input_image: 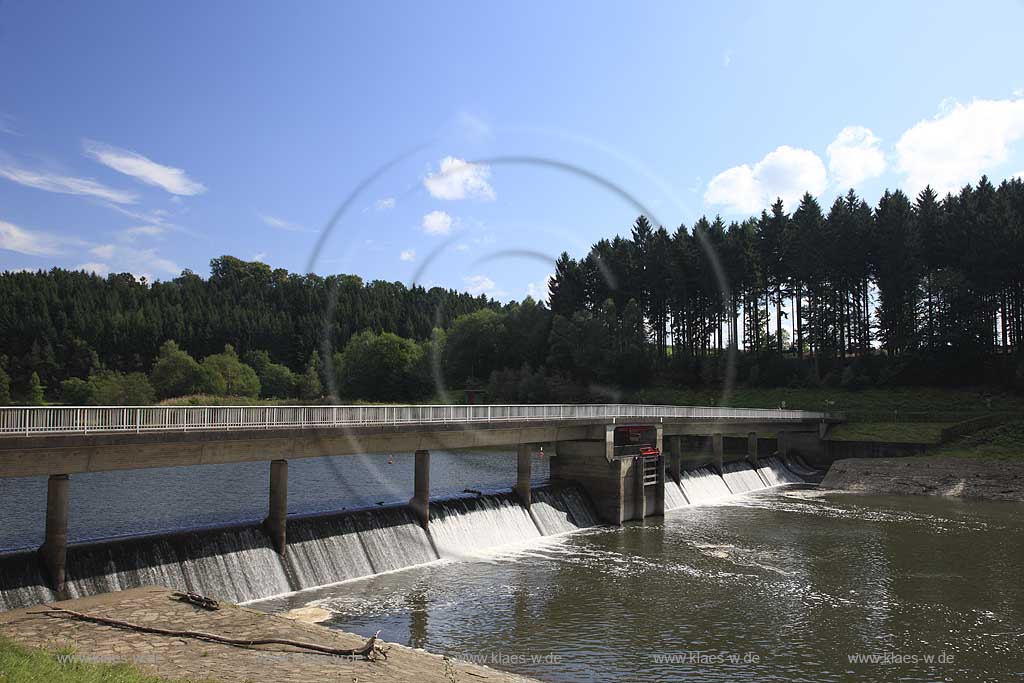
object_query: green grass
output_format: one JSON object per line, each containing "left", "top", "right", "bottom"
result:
{"left": 931, "top": 420, "right": 1024, "bottom": 463}
{"left": 632, "top": 386, "right": 1023, "bottom": 418}
{"left": 0, "top": 636, "right": 215, "bottom": 682}
{"left": 826, "top": 422, "right": 949, "bottom": 444}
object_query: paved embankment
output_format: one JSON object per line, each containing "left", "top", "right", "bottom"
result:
{"left": 0, "top": 586, "right": 540, "bottom": 683}
{"left": 822, "top": 456, "right": 1024, "bottom": 502}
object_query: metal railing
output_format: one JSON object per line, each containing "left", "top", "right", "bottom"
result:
{"left": 0, "top": 404, "right": 827, "bottom": 437}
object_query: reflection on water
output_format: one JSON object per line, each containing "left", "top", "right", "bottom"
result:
{"left": 0, "top": 448, "right": 542, "bottom": 550}
{"left": 258, "top": 489, "right": 1024, "bottom": 683}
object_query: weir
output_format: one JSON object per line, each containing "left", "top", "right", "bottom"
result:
{"left": 0, "top": 403, "right": 831, "bottom": 598}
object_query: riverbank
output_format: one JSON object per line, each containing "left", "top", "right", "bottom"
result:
{"left": 0, "top": 586, "right": 540, "bottom": 683}
{"left": 821, "top": 456, "right": 1024, "bottom": 502}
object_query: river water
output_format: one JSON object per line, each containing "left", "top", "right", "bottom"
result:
{"left": 2, "top": 454, "right": 1023, "bottom": 681}
{"left": 257, "top": 487, "right": 1024, "bottom": 683}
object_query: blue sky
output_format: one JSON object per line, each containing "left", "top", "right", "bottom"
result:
{"left": 2, "top": 0, "right": 1023, "bottom": 300}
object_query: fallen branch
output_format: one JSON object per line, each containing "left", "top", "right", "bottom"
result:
{"left": 40, "top": 605, "right": 388, "bottom": 661}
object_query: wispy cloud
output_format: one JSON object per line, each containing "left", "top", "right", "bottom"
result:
{"left": 83, "top": 140, "right": 206, "bottom": 196}
{"left": 0, "top": 219, "right": 67, "bottom": 256}
{"left": 88, "top": 243, "right": 180, "bottom": 279}
{"left": 250, "top": 251, "right": 267, "bottom": 262}
{"left": 0, "top": 163, "right": 137, "bottom": 204}
{"left": 424, "top": 156, "right": 495, "bottom": 201}
{"left": 0, "top": 113, "right": 16, "bottom": 136}
{"left": 117, "top": 225, "right": 165, "bottom": 242}
{"left": 421, "top": 210, "right": 453, "bottom": 235}
{"left": 258, "top": 212, "right": 311, "bottom": 233}
{"left": 374, "top": 197, "right": 396, "bottom": 211}
{"left": 399, "top": 248, "right": 416, "bottom": 262}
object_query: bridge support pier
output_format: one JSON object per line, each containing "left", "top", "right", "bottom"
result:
{"left": 263, "top": 459, "right": 288, "bottom": 555}
{"left": 747, "top": 432, "right": 759, "bottom": 467}
{"left": 712, "top": 433, "right": 724, "bottom": 473}
{"left": 515, "top": 444, "right": 532, "bottom": 508}
{"left": 667, "top": 436, "right": 682, "bottom": 485}
{"left": 39, "top": 474, "right": 69, "bottom": 597}
{"left": 409, "top": 449, "right": 430, "bottom": 528}
{"left": 653, "top": 454, "right": 666, "bottom": 517}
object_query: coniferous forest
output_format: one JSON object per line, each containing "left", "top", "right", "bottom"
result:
{"left": 1, "top": 176, "right": 1023, "bottom": 405}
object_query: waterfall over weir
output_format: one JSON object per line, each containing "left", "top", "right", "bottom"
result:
{"left": 667, "top": 457, "right": 802, "bottom": 510}
{"left": 0, "top": 484, "right": 598, "bottom": 612}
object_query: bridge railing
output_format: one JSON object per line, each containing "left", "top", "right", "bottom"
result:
{"left": 0, "top": 404, "right": 827, "bottom": 436}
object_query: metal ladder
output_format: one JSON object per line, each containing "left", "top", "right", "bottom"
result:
{"left": 642, "top": 457, "right": 659, "bottom": 486}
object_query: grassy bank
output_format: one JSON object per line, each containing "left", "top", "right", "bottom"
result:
{"left": 632, "top": 386, "right": 1023, "bottom": 417}
{"left": 826, "top": 422, "right": 948, "bottom": 444}
{"left": 931, "top": 421, "right": 1024, "bottom": 463}
{"left": 0, "top": 637, "right": 213, "bottom": 682}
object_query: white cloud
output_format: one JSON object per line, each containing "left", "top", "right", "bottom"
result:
{"left": 75, "top": 262, "right": 110, "bottom": 276}
{"left": 117, "top": 225, "right": 164, "bottom": 242}
{"left": 258, "top": 212, "right": 306, "bottom": 232}
{"left": 423, "top": 156, "right": 495, "bottom": 200}
{"left": 0, "top": 164, "right": 137, "bottom": 204}
{"left": 723, "top": 51, "right": 732, "bottom": 68}
{"left": 399, "top": 248, "right": 416, "bottom": 262}
{"left": 250, "top": 252, "right": 267, "bottom": 262}
{"left": 527, "top": 272, "right": 554, "bottom": 301}
{"left": 88, "top": 244, "right": 179, "bottom": 278}
{"left": 374, "top": 197, "right": 396, "bottom": 211}
{"left": 827, "top": 126, "right": 886, "bottom": 189}
{"left": 0, "top": 220, "right": 64, "bottom": 256}
{"left": 1013, "top": 170, "right": 1024, "bottom": 181}
{"left": 421, "top": 210, "right": 453, "bottom": 235}
{"left": 705, "top": 145, "right": 827, "bottom": 214}
{"left": 90, "top": 244, "right": 116, "bottom": 259}
{"left": 464, "top": 274, "right": 496, "bottom": 294}
{"left": 83, "top": 140, "right": 205, "bottom": 196}
{"left": 895, "top": 97, "right": 1024, "bottom": 196}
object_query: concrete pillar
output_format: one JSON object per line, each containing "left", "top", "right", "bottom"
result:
{"left": 712, "top": 433, "right": 724, "bottom": 474}
{"left": 39, "top": 474, "right": 69, "bottom": 597}
{"left": 409, "top": 449, "right": 430, "bottom": 528}
{"left": 633, "top": 457, "right": 646, "bottom": 520}
{"left": 747, "top": 432, "right": 759, "bottom": 467}
{"left": 668, "top": 436, "right": 682, "bottom": 485}
{"left": 653, "top": 455, "right": 666, "bottom": 516}
{"left": 263, "top": 459, "right": 288, "bottom": 555}
{"left": 515, "top": 444, "right": 532, "bottom": 508}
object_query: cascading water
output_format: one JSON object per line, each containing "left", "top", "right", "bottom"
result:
{"left": 757, "top": 457, "right": 805, "bottom": 486}
{"left": 428, "top": 493, "right": 542, "bottom": 558}
{"left": 664, "top": 481, "right": 690, "bottom": 510}
{"left": 0, "top": 484, "right": 599, "bottom": 611}
{"left": 680, "top": 466, "right": 734, "bottom": 503}
{"left": 721, "top": 460, "right": 769, "bottom": 494}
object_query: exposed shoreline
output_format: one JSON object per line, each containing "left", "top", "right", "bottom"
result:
{"left": 0, "top": 586, "right": 541, "bottom": 683}
{"left": 821, "top": 456, "right": 1024, "bottom": 502}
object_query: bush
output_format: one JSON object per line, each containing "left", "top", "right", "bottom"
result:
{"left": 247, "top": 350, "right": 297, "bottom": 399}
{"left": 60, "top": 377, "right": 93, "bottom": 404}
{"left": 151, "top": 341, "right": 204, "bottom": 399}
{"left": 27, "top": 371, "right": 44, "bottom": 405}
{"left": 199, "top": 345, "right": 260, "bottom": 398}
{"left": 336, "top": 330, "right": 429, "bottom": 401}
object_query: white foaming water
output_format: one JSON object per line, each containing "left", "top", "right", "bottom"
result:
{"left": 428, "top": 495, "right": 542, "bottom": 559}
{"left": 664, "top": 481, "right": 690, "bottom": 510}
{"left": 722, "top": 461, "right": 768, "bottom": 494}
{"left": 680, "top": 467, "right": 734, "bottom": 503}
{"left": 0, "top": 486, "right": 601, "bottom": 611}
{"left": 757, "top": 457, "right": 804, "bottom": 486}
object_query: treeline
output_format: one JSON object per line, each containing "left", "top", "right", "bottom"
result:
{"left": 549, "top": 175, "right": 1024, "bottom": 388}
{"left": 1, "top": 175, "right": 1022, "bottom": 405}
{"left": 0, "top": 256, "right": 496, "bottom": 402}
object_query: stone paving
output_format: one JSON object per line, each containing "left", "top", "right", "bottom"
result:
{"left": 0, "top": 586, "right": 540, "bottom": 683}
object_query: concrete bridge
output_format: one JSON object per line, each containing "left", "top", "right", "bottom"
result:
{"left": 0, "top": 403, "right": 833, "bottom": 596}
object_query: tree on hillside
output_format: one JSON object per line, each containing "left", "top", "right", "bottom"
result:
{"left": 28, "top": 371, "right": 44, "bottom": 405}
{"left": 298, "top": 350, "right": 322, "bottom": 400}
{"left": 247, "top": 349, "right": 298, "bottom": 399}
{"left": 335, "top": 330, "right": 428, "bottom": 401}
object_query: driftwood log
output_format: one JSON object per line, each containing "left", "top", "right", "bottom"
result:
{"left": 40, "top": 605, "right": 388, "bottom": 661}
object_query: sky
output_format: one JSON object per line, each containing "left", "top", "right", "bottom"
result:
{"left": 1, "top": 0, "right": 1023, "bottom": 300}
